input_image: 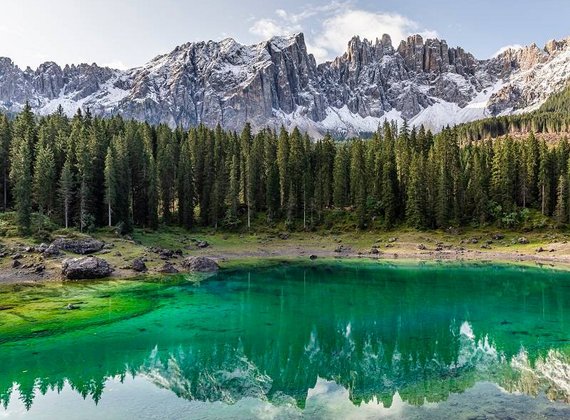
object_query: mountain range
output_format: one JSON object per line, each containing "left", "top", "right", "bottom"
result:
{"left": 1, "top": 32, "right": 569, "bottom": 137}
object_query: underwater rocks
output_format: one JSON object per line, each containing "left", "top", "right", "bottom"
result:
{"left": 181, "top": 256, "right": 219, "bottom": 272}
{"left": 61, "top": 256, "right": 113, "bottom": 280}
{"left": 51, "top": 237, "right": 105, "bottom": 255}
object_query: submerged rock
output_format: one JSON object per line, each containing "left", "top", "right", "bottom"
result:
{"left": 62, "top": 256, "right": 112, "bottom": 280}
{"left": 181, "top": 256, "right": 219, "bottom": 272}
{"left": 51, "top": 237, "right": 105, "bottom": 255}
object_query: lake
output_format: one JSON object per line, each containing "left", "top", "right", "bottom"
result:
{"left": 0, "top": 260, "right": 569, "bottom": 419}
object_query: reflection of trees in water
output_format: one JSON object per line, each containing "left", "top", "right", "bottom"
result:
{"left": 3, "top": 322, "right": 568, "bottom": 411}
{"left": 1, "top": 263, "right": 569, "bottom": 410}
{"left": 139, "top": 321, "right": 570, "bottom": 408}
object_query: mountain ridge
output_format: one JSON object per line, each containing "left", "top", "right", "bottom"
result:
{"left": 0, "top": 32, "right": 569, "bottom": 137}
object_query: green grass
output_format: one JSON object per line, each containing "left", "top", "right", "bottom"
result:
{"left": 1, "top": 210, "right": 570, "bottom": 278}
{"left": 0, "top": 278, "right": 185, "bottom": 344}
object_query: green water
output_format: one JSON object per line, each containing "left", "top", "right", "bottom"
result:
{"left": 1, "top": 260, "right": 569, "bottom": 419}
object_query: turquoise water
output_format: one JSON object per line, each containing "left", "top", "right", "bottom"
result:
{"left": 0, "top": 261, "right": 569, "bottom": 419}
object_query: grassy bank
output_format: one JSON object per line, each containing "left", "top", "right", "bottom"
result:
{"left": 2, "top": 210, "right": 570, "bottom": 283}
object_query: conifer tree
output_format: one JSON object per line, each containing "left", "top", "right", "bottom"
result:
{"left": 277, "top": 127, "right": 290, "bottom": 209}
{"left": 177, "top": 137, "right": 195, "bottom": 229}
{"left": 10, "top": 104, "right": 35, "bottom": 233}
{"left": 10, "top": 135, "right": 33, "bottom": 233}
{"left": 76, "top": 127, "right": 96, "bottom": 231}
{"left": 33, "top": 141, "right": 56, "bottom": 216}
{"left": 104, "top": 144, "right": 118, "bottom": 227}
{"left": 333, "top": 143, "right": 350, "bottom": 208}
{"left": 555, "top": 174, "right": 568, "bottom": 224}
{"left": 381, "top": 123, "right": 399, "bottom": 227}
{"left": 157, "top": 125, "right": 176, "bottom": 224}
{"left": 265, "top": 132, "right": 280, "bottom": 222}
{"left": 538, "top": 140, "right": 551, "bottom": 215}
{"left": 0, "top": 115, "right": 11, "bottom": 211}
{"left": 104, "top": 136, "right": 131, "bottom": 232}
{"left": 225, "top": 153, "right": 241, "bottom": 228}
{"left": 405, "top": 154, "right": 426, "bottom": 228}
{"left": 350, "top": 140, "right": 367, "bottom": 228}
{"left": 59, "top": 155, "right": 74, "bottom": 229}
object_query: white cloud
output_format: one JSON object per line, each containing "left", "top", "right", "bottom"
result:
{"left": 103, "top": 60, "right": 129, "bottom": 70}
{"left": 492, "top": 44, "right": 523, "bottom": 58}
{"left": 313, "top": 10, "right": 438, "bottom": 61}
{"left": 248, "top": 3, "right": 438, "bottom": 63}
{"left": 249, "top": 18, "right": 302, "bottom": 39}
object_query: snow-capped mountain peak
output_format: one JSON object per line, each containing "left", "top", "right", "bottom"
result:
{"left": 0, "top": 33, "right": 569, "bottom": 137}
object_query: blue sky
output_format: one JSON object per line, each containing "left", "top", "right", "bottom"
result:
{"left": 1, "top": 0, "right": 569, "bottom": 69}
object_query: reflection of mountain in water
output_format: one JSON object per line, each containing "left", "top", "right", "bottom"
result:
{"left": 138, "top": 321, "right": 570, "bottom": 408}
{"left": 1, "top": 262, "right": 569, "bottom": 411}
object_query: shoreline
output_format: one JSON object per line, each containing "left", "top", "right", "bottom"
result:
{"left": 2, "top": 239, "right": 570, "bottom": 285}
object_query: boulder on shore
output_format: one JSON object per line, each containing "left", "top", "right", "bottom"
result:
{"left": 132, "top": 258, "right": 147, "bottom": 272}
{"left": 43, "top": 244, "right": 61, "bottom": 257}
{"left": 181, "top": 256, "right": 219, "bottom": 272}
{"left": 62, "top": 256, "right": 112, "bottom": 280}
{"left": 51, "top": 237, "right": 105, "bottom": 255}
{"left": 158, "top": 262, "right": 179, "bottom": 274}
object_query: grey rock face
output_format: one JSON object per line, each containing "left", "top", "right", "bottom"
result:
{"left": 51, "top": 237, "right": 105, "bottom": 255}
{"left": 0, "top": 33, "right": 569, "bottom": 136}
{"left": 62, "top": 256, "right": 112, "bottom": 280}
{"left": 132, "top": 258, "right": 147, "bottom": 272}
{"left": 43, "top": 244, "right": 61, "bottom": 257}
{"left": 158, "top": 262, "right": 179, "bottom": 274}
{"left": 181, "top": 256, "right": 219, "bottom": 272}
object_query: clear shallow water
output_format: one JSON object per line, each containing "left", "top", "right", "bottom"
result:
{"left": 0, "top": 260, "right": 569, "bottom": 419}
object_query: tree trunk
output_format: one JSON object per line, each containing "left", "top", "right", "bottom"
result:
{"left": 303, "top": 184, "right": 306, "bottom": 229}
{"left": 3, "top": 166, "right": 6, "bottom": 211}
{"left": 247, "top": 204, "right": 251, "bottom": 229}
{"left": 541, "top": 184, "right": 546, "bottom": 215}
{"left": 64, "top": 198, "right": 69, "bottom": 229}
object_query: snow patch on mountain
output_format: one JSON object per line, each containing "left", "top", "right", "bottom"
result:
{"left": 0, "top": 33, "right": 569, "bottom": 137}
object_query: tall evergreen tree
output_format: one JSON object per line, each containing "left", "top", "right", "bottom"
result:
{"left": 0, "top": 115, "right": 11, "bottom": 211}
{"left": 178, "top": 137, "right": 195, "bottom": 229}
{"left": 33, "top": 141, "right": 56, "bottom": 216}
{"left": 333, "top": 143, "right": 350, "bottom": 208}
{"left": 555, "top": 174, "right": 568, "bottom": 225}
{"left": 10, "top": 104, "right": 35, "bottom": 233}
{"left": 59, "top": 155, "right": 74, "bottom": 229}
{"left": 406, "top": 154, "right": 426, "bottom": 228}
{"left": 381, "top": 123, "right": 399, "bottom": 227}
{"left": 265, "top": 132, "right": 280, "bottom": 222}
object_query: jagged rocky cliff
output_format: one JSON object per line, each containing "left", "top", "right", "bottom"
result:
{"left": 0, "top": 32, "right": 569, "bottom": 137}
